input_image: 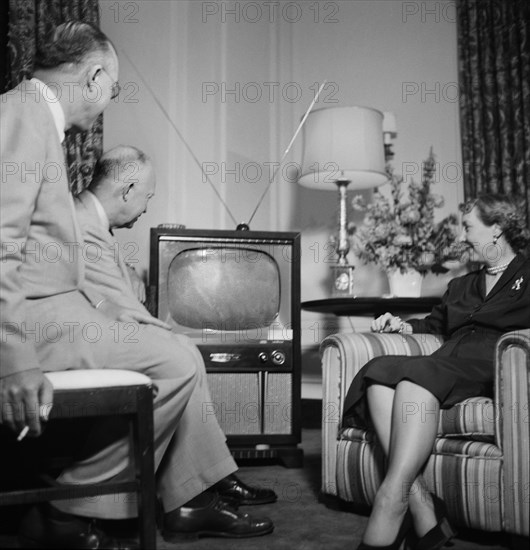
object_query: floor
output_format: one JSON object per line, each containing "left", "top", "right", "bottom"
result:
{"left": 0, "top": 426, "right": 521, "bottom": 549}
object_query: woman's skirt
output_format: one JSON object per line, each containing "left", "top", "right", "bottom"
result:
{"left": 342, "top": 349, "right": 494, "bottom": 428}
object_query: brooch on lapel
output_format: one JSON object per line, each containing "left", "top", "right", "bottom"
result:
{"left": 511, "top": 277, "right": 524, "bottom": 291}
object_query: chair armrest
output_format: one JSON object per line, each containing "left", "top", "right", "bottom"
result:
{"left": 495, "top": 329, "right": 530, "bottom": 537}
{"left": 320, "top": 332, "right": 443, "bottom": 424}
{"left": 319, "top": 332, "right": 442, "bottom": 497}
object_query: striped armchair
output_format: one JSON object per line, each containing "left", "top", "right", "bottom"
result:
{"left": 320, "top": 330, "right": 530, "bottom": 537}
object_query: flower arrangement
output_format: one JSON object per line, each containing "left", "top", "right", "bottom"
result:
{"left": 350, "top": 149, "right": 460, "bottom": 274}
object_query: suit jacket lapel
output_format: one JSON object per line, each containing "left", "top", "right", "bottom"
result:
{"left": 64, "top": 160, "right": 85, "bottom": 285}
{"left": 110, "top": 235, "right": 133, "bottom": 289}
{"left": 77, "top": 191, "right": 133, "bottom": 289}
{"left": 485, "top": 254, "right": 526, "bottom": 301}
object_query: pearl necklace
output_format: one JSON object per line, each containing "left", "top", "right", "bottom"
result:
{"left": 486, "top": 260, "right": 512, "bottom": 275}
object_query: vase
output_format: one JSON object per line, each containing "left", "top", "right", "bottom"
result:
{"left": 387, "top": 269, "right": 423, "bottom": 297}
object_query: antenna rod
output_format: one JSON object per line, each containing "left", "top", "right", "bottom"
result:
{"left": 122, "top": 50, "right": 238, "bottom": 227}
{"left": 282, "top": 80, "right": 327, "bottom": 160}
{"left": 247, "top": 80, "right": 327, "bottom": 225}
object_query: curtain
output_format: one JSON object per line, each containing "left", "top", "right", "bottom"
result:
{"left": 0, "top": 2, "right": 9, "bottom": 94}
{"left": 457, "top": 0, "right": 530, "bottom": 223}
{"left": 7, "top": 0, "right": 103, "bottom": 194}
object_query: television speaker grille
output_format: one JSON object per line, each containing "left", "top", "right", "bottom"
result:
{"left": 263, "top": 372, "right": 292, "bottom": 434}
{"left": 206, "top": 372, "right": 261, "bottom": 435}
{"left": 206, "top": 372, "right": 293, "bottom": 436}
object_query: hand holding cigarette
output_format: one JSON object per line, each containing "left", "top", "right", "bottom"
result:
{"left": 0, "top": 369, "right": 54, "bottom": 440}
{"left": 16, "top": 403, "right": 51, "bottom": 441}
{"left": 17, "top": 425, "right": 30, "bottom": 441}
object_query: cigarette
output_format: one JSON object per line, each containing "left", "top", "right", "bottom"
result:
{"left": 17, "top": 425, "right": 29, "bottom": 442}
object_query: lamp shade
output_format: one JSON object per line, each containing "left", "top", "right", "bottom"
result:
{"left": 383, "top": 111, "right": 397, "bottom": 136}
{"left": 298, "top": 106, "right": 387, "bottom": 189}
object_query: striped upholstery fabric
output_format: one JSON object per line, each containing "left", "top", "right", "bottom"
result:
{"left": 439, "top": 397, "right": 495, "bottom": 440}
{"left": 344, "top": 396, "right": 496, "bottom": 439}
{"left": 320, "top": 330, "right": 530, "bottom": 537}
{"left": 495, "top": 331, "right": 530, "bottom": 536}
{"left": 334, "top": 429, "right": 383, "bottom": 508}
{"left": 422, "top": 441, "right": 503, "bottom": 531}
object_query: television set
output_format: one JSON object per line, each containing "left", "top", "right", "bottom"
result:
{"left": 149, "top": 227, "right": 302, "bottom": 466}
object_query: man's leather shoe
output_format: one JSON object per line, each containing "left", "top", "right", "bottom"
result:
{"left": 214, "top": 473, "right": 277, "bottom": 506}
{"left": 162, "top": 493, "right": 273, "bottom": 541}
{"left": 18, "top": 504, "right": 138, "bottom": 549}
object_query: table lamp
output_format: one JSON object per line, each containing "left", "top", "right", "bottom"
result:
{"left": 383, "top": 111, "right": 398, "bottom": 161}
{"left": 299, "top": 105, "right": 388, "bottom": 297}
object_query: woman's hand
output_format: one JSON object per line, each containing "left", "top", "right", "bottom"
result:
{"left": 371, "top": 312, "right": 407, "bottom": 333}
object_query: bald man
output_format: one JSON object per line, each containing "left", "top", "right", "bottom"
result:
{"left": 73, "top": 145, "right": 277, "bottom": 542}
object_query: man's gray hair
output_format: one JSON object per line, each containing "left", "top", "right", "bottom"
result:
{"left": 33, "top": 21, "right": 115, "bottom": 71}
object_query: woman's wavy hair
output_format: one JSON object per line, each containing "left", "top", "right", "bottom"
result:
{"left": 460, "top": 193, "right": 530, "bottom": 255}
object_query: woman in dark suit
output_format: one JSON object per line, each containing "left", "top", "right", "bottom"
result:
{"left": 344, "top": 194, "right": 530, "bottom": 550}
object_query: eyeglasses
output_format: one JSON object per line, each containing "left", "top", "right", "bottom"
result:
{"left": 110, "top": 80, "right": 121, "bottom": 100}
{"left": 100, "top": 68, "right": 121, "bottom": 100}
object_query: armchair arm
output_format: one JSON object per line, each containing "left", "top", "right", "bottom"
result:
{"left": 320, "top": 332, "right": 443, "bottom": 426}
{"left": 320, "top": 332, "right": 442, "bottom": 496}
{"left": 495, "top": 329, "right": 530, "bottom": 537}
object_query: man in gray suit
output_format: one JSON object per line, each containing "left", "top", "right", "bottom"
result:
{"left": 75, "top": 143, "right": 278, "bottom": 526}
{"left": 1, "top": 23, "right": 273, "bottom": 548}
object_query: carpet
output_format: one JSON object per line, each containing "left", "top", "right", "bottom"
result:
{"left": 0, "top": 428, "right": 517, "bottom": 549}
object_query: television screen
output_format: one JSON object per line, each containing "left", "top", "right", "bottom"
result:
{"left": 167, "top": 246, "right": 280, "bottom": 330}
{"left": 150, "top": 229, "right": 299, "bottom": 345}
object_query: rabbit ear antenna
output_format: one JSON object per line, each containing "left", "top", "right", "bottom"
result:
{"left": 122, "top": 49, "right": 238, "bottom": 227}
{"left": 247, "top": 80, "right": 327, "bottom": 226}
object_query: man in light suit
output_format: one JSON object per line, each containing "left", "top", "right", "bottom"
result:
{"left": 74, "top": 142, "right": 278, "bottom": 516}
{"left": 73, "top": 147, "right": 156, "bottom": 314}
{"left": 1, "top": 23, "right": 273, "bottom": 549}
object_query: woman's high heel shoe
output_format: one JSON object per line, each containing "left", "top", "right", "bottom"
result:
{"left": 412, "top": 494, "right": 456, "bottom": 550}
{"left": 356, "top": 510, "right": 412, "bottom": 550}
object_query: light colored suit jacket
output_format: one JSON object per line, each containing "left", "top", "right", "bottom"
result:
{"left": 74, "top": 191, "right": 150, "bottom": 316}
{"left": 0, "top": 81, "right": 105, "bottom": 377}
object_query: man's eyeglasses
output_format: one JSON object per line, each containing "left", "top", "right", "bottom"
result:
{"left": 110, "top": 80, "right": 121, "bottom": 100}
{"left": 101, "top": 68, "right": 120, "bottom": 100}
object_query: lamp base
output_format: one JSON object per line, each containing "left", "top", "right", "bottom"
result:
{"left": 331, "top": 264, "right": 356, "bottom": 297}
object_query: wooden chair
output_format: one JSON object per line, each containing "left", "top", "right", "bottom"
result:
{"left": 0, "top": 369, "right": 157, "bottom": 549}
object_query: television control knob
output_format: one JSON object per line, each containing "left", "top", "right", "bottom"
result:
{"left": 258, "top": 352, "right": 268, "bottom": 363}
{"left": 271, "top": 350, "right": 286, "bottom": 365}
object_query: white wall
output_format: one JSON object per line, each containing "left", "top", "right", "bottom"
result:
{"left": 100, "top": 0, "right": 296, "bottom": 269}
{"left": 100, "top": 0, "right": 462, "bottom": 397}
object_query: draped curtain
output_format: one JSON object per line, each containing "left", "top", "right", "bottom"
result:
{"left": 7, "top": 0, "right": 103, "bottom": 194}
{"left": 457, "top": 0, "right": 530, "bottom": 223}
